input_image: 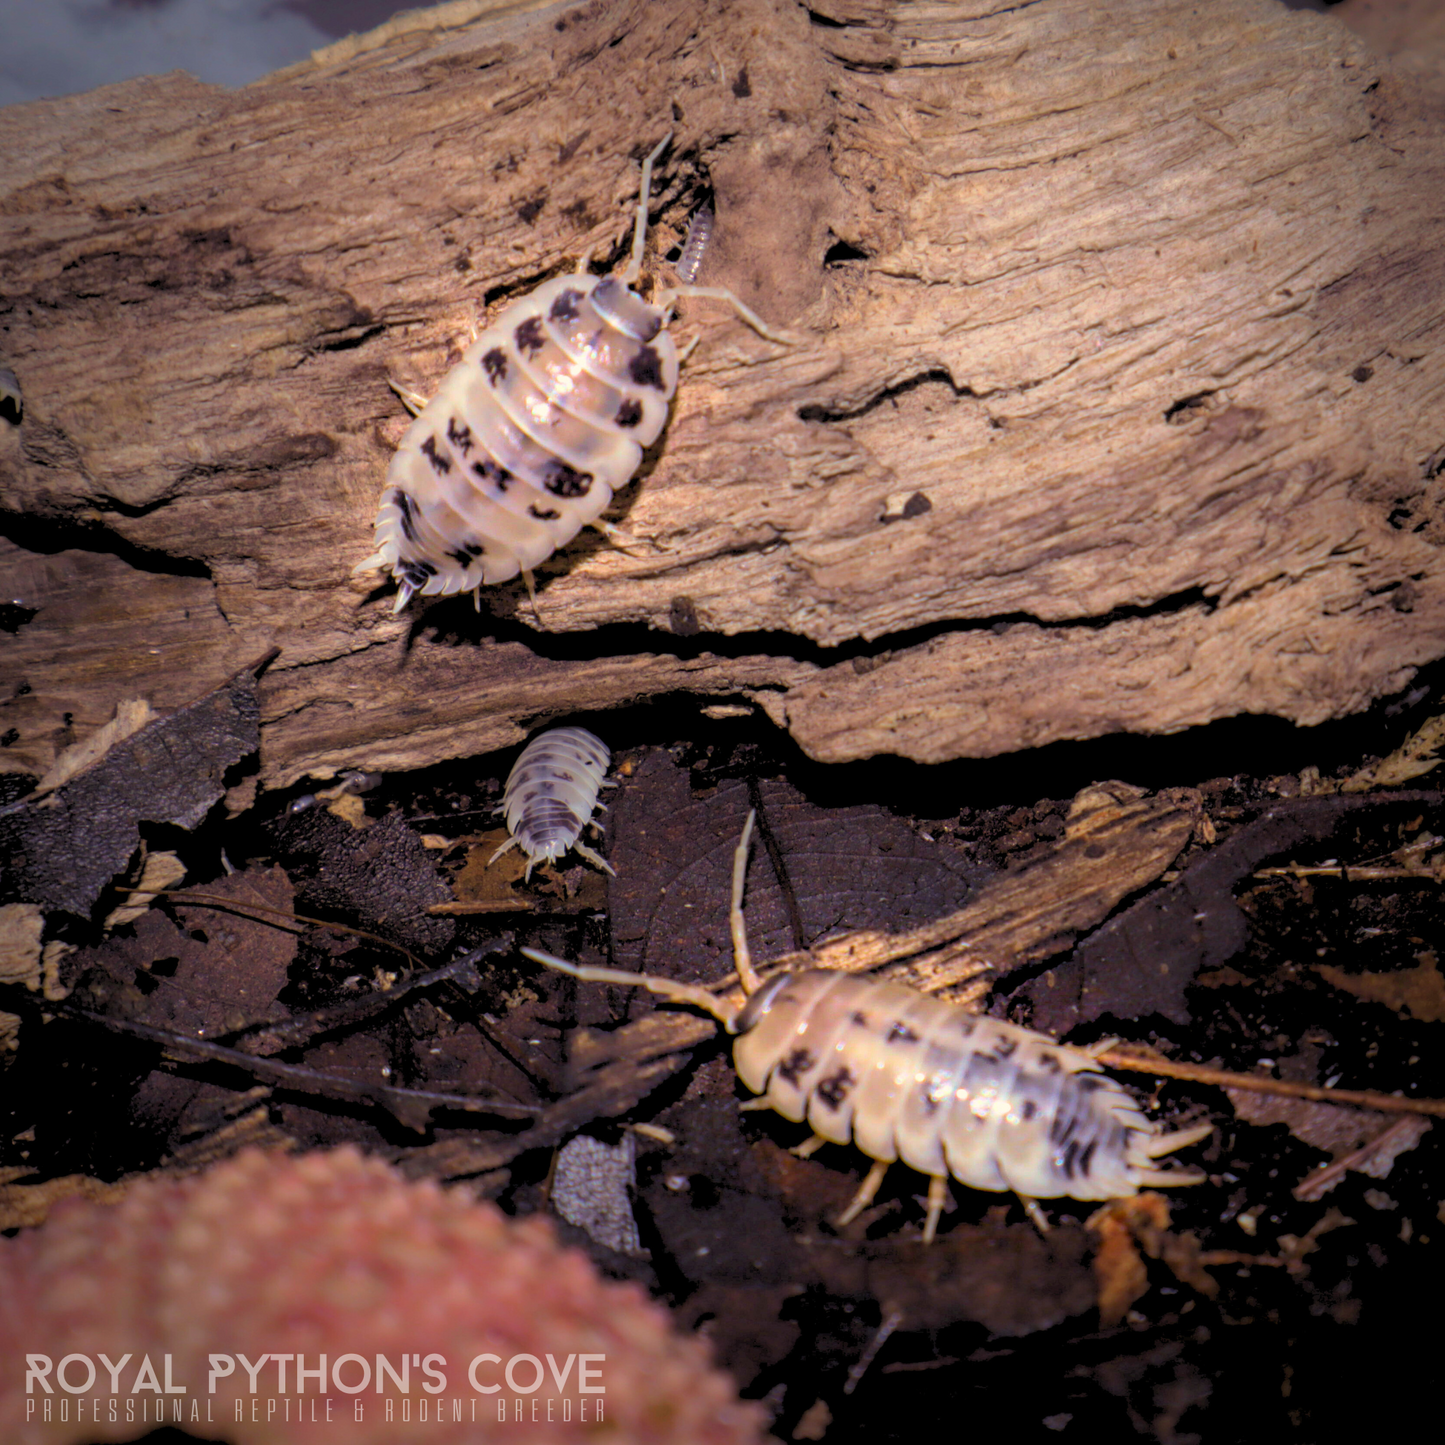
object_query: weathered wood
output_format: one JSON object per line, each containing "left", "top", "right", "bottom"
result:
{"left": 1, "top": 0, "right": 1441, "bottom": 788}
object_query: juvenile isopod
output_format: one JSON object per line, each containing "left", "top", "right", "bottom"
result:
{"left": 524, "top": 814, "right": 1211, "bottom": 1242}
{"left": 355, "top": 135, "right": 792, "bottom": 613}
{"left": 491, "top": 726, "right": 615, "bottom": 880}
{"left": 675, "top": 203, "right": 714, "bottom": 285}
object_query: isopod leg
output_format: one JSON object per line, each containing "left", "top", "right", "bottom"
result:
{"left": 488, "top": 836, "right": 521, "bottom": 867}
{"left": 791, "top": 1133, "right": 828, "bottom": 1160}
{"left": 836, "top": 1159, "right": 889, "bottom": 1228}
{"left": 1017, "top": 1195, "right": 1051, "bottom": 1235}
{"left": 521, "top": 567, "right": 539, "bottom": 615}
{"left": 587, "top": 518, "right": 667, "bottom": 555}
{"left": 388, "top": 380, "right": 430, "bottom": 417}
{"left": 573, "top": 839, "right": 618, "bottom": 878}
{"left": 730, "top": 810, "right": 762, "bottom": 994}
{"left": 922, "top": 1175, "right": 952, "bottom": 1245}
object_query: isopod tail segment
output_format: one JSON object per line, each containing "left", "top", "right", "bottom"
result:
{"left": 522, "top": 812, "right": 1213, "bottom": 1245}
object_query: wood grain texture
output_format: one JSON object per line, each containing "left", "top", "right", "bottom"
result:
{"left": 1, "top": 0, "right": 1441, "bottom": 787}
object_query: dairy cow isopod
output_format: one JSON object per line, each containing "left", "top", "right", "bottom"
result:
{"left": 491, "top": 726, "right": 614, "bottom": 880}
{"left": 355, "top": 135, "right": 792, "bottom": 612}
{"left": 523, "top": 813, "right": 1211, "bottom": 1242}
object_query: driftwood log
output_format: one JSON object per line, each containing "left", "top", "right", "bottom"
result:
{"left": 1, "top": 0, "right": 1442, "bottom": 790}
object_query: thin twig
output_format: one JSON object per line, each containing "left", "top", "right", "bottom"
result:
{"left": 153, "top": 889, "right": 429, "bottom": 971}
{"left": 70, "top": 1008, "right": 538, "bottom": 1123}
{"left": 1099, "top": 1049, "right": 1445, "bottom": 1119}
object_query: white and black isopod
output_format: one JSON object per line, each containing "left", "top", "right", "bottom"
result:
{"left": 355, "top": 135, "right": 791, "bottom": 612}
{"left": 524, "top": 813, "right": 1211, "bottom": 1242}
{"left": 491, "top": 726, "right": 615, "bottom": 880}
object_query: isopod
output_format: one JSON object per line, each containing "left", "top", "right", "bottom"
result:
{"left": 524, "top": 813, "right": 1211, "bottom": 1242}
{"left": 491, "top": 726, "right": 615, "bottom": 880}
{"left": 675, "top": 203, "right": 714, "bottom": 284}
{"left": 355, "top": 134, "right": 792, "bottom": 613}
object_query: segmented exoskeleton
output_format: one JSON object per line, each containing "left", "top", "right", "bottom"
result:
{"left": 491, "top": 726, "right": 614, "bottom": 880}
{"left": 355, "top": 136, "right": 791, "bottom": 613}
{"left": 524, "top": 813, "right": 1211, "bottom": 1241}
{"left": 676, "top": 203, "right": 714, "bottom": 284}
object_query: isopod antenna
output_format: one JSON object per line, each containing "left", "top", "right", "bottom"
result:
{"left": 523, "top": 949, "right": 741, "bottom": 1028}
{"left": 523, "top": 810, "right": 766, "bottom": 1022}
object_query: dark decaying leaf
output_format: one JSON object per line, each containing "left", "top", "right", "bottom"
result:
{"left": 1024, "top": 790, "right": 1445, "bottom": 1033}
{"left": 0, "top": 662, "right": 264, "bottom": 917}
{"left": 607, "top": 749, "right": 989, "bottom": 983}
{"left": 267, "top": 803, "right": 455, "bottom": 956}
{"left": 64, "top": 866, "right": 296, "bottom": 1037}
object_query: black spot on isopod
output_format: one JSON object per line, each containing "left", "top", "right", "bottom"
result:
{"left": 542, "top": 462, "right": 593, "bottom": 498}
{"left": 921, "top": 1088, "right": 943, "bottom": 1116}
{"left": 951, "top": 1017, "right": 976, "bottom": 1038}
{"left": 515, "top": 317, "right": 546, "bottom": 356}
{"left": 777, "top": 1048, "right": 815, "bottom": 1086}
{"left": 1076, "top": 1075, "right": 1106, "bottom": 1092}
{"left": 629, "top": 345, "right": 665, "bottom": 390}
{"left": 473, "top": 459, "right": 513, "bottom": 491}
{"left": 550, "top": 290, "right": 583, "bottom": 323}
{"left": 448, "top": 540, "right": 486, "bottom": 567}
{"left": 887, "top": 1021, "right": 919, "bottom": 1044}
{"left": 420, "top": 434, "right": 451, "bottom": 475}
{"left": 1078, "top": 1140, "right": 1097, "bottom": 1176}
{"left": 482, "top": 349, "right": 508, "bottom": 383}
{"left": 815, "top": 1067, "right": 854, "bottom": 1109}
{"left": 994, "top": 1037, "right": 1018, "bottom": 1059}
{"left": 850, "top": 1012, "right": 869, "bottom": 1028}
{"left": 400, "top": 558, "right": 436, "bottom": 587}
{"left": 390, "top": 489, "right": 420, "bottom": 543}
{"left": 1060, "top": 1139, "right": 1080, "bottom": 1178}
{"left": 1021, "top": 1099, "right": 1038, "bottom": 1120}
{"left": 615, "top": 397, "right": 643, "bottom": 428}
{"left": 1050, "top": 1110, "right": 1078, "bottom": 1146}
{"left": 1036, "top": 1051, "right": 1061, "bottom": 1073}
{"left": 528, "top": 503, "right": 561, "bottom": 521}
{"left": 447, "top": 417, "right": 475, "bottom": 454}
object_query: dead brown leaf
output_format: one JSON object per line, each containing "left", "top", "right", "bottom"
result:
{"left": 1315, "top": 952, "right": 1445, "bottom": 1022}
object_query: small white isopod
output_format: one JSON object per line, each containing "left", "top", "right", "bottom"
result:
{"left": 524, "top": 813, "right": 1212, "bottom": 1242}
{"left": 675, "top": 203, "right": 714, "bottom": 285}
{"left": 491, "top": 726, "right": 615, "bottom": 880}
{"left": 355, "top": 135, "right": 791, "bottom": 613}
